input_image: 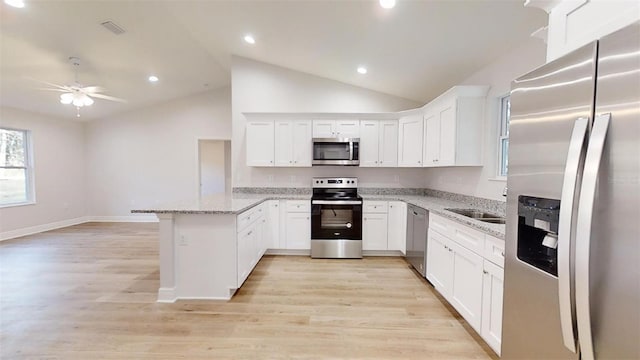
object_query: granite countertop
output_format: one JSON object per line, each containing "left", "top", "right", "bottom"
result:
{"left": 131, "top": 193, "right": 311, "bottom": 215}
{"left": 360, "top": 194, "right": 505, "bottom": 239}
{"left": 132, "top": 192, "right": 505, "bottom": 240}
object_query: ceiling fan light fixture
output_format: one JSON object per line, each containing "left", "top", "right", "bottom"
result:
{"left": 60, "top": 93, "right": 73, "bottom": 104}
{"left": 4, "top": 0, "right": 25, "bottom": 8}
{"left": 379, "top": 0, "right": 396, "bottom": 9}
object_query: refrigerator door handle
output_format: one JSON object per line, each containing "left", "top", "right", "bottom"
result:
{"left": 575, "top": 112, "right": 611, "bottom": 360}
{"left": 558, "top": 117, "right": 589, "bottom": 353}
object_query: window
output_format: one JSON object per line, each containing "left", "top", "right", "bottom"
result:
{"left": 0, "top": 128, "right": 33, "bottom": 206}
{"left": 498, "top": 95, "right": 510, "bottom": 177}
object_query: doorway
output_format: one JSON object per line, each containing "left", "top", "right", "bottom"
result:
{"left": 197, "top": 139, "right": 231, "bottom": 197}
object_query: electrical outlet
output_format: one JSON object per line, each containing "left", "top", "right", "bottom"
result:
{"left": 268, "top": 175, "right": 274, "bottom": 183}
{"left": 179, "top": 235, "right": 188, "bottom": 246}
{"left": 394, "top": 175, "right": 400, "bottom": 182}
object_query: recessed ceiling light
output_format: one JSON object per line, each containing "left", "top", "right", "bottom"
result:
{"left": 244, "top": 34, "right": 256, "bottom": 44}
{"left": 357, "top": 67, "right": 368, "bottom": 75}
{"left": 379, "top": 0, "right": 396, "bottom": 9}
{"left": 148, "top": 75, "right": 159, "bottom": 83}
{"left": 4, "top": 0, "right": 25, "bottom": 8}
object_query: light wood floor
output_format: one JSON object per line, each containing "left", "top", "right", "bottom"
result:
{"left": 0, "top": 222, "right": 497, "bottom": 359}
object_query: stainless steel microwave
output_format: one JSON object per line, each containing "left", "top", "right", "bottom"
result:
{"left": 312, "top": 138, "right": 359, "bottom": 166}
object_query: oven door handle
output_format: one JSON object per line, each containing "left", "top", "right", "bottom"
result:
{"left": 311, "top": 200, "right": 363, "bottom": 205}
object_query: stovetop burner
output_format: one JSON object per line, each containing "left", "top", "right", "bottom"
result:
{"left": 311, "top": 177, "right": 360, "bottom": 201}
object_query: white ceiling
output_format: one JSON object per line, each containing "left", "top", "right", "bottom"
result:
{"left": 0, "top": 1, "right": 546, "bottom": 120}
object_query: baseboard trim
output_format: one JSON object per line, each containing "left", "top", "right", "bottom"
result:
{"left": 0, "top": 216, "right": 89, "bottom": 242}
{"left": 363, "top": 250, "right": 405, "bottom": 257}
{"left": 265, "top": 249, "right": 311, "bottom": 256}
{"left": 0, "top": 214, "right": 159, "bottom": 241}
{"left": 86, "top": 215, "right": 159, "bottom": 223}
{"left": 157, "top": 287, "right": 177, "bottom": 303}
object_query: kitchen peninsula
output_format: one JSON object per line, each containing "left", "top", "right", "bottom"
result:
{"left": 132, "top": 189, "right": 505, "bottom": 303}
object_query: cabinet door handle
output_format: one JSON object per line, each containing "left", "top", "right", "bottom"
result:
{"left": 247, "top": 231, "right": 252, "bottom": 236}
{"left": 483, "top": 270, "right": 488, "bottom": 274}
{"left": 418, "top": 160, "right": 421, "bottom": 164}
{"left": 501, "top": 251, "right": 505, "bottom": 257}
{"left": 306, "top": 217, "right": 309, "bottom": 220}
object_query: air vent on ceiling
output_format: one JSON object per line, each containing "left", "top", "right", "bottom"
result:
{"left": 100, "top": 20, "right": 126, "bottom": 35}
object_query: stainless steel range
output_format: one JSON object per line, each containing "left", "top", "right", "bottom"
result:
{"left": 310, "top": 177, "right": 363, "bottom": 259}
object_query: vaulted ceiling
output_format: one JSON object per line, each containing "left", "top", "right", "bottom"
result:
{"left": 0, "top": 1, "right": 546, "bottom": 120}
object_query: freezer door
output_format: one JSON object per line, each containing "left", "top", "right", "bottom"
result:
{"left": 576, "top": 21, "right": 640, "bottom": 360}
{"left": 502, "top": 41, "right": 597, "bottom": 359}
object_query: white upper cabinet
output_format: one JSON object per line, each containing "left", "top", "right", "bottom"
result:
{"left": 422, "top": 86, "right": 488, "bottom": 167}
{"left": 312, "top": 120, "right": 360, "bottom": 138}
{"left": 359, "top": 120, "right": 398, "bottom": 167}
{"left": 246, "top": 121, "right": 275, "bottom": 167}
{"left": 537, "top": 0, "right": 640, "bottom": 62}
{"left": 397, "top": 114, "right": 424, "bottom": 167}
{"left": 275, "top": 120, "right": 312, "bottom": 167}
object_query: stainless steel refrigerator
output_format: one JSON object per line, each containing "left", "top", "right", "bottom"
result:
{"left": 502, "top": 21, "right": 639, "bottom": 359}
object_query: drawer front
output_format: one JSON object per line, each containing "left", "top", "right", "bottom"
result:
{"left": 286, "top": 200, "right": 311, "bottom": 212}
{"left": 237, "top": 208, "right": 257, "bottom": 232}
{"left": 451, "top": 222, "right": 485, "bottom": 255}
{"left": 429, "top": 214, "right": 452, "bottom": 238}
{"left": 363, "top": 201, "right": 388, "bottom": 213}
{"left": 484, "top": 235, "right": 505, "bottom": 268}
{"left": 237, "top": 203, "right": 267, "bottom": 232}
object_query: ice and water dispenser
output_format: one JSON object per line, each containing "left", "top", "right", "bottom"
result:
{"left": 517, "top": 196, "right": 561, "bottom": 276}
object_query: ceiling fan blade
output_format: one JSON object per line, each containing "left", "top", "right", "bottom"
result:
{"left": 37, "top": 88, "right": 69, "bottom": 92}
{"left": 81, "top": 86, "right": 106, "bottom": 94}
{"left": 89, "top": 93, "right": 127, "bottom": 103}
{"left": 28, "top": 77, "right": 71, "bottom": 91}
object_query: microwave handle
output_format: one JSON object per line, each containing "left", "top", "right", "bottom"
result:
{"left": 349, "top": 141, "right": 354, "bottom": 161}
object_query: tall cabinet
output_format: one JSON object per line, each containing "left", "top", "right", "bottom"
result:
{"left": 397, "top": 114, "right": 424, "bottom": 167}
{"left": 422, "top": 86, "right": 489, "bottom": 167}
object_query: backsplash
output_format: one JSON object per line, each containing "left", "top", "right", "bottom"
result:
{"left": 233, "top": 187, "right": 506, "bottom": 216}
{"left": 232, "top": 187, "right": 311, "bottom": 195}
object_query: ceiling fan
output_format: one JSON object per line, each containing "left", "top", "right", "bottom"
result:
{"left": 37, "top": 56, "right": 126, "bottom": 117}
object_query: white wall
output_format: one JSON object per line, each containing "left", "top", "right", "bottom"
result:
{"left": 423, "top": 38, "right": 547, "bottom": 201}
{"left": 85, "top": 87, "right": 231, "bottom": 218}
{"left": 198, "top": 140, "right": 227, "bottom": 196}
{"left": 0, "top": 107, "right": 86, "bottom": 236}
{"left": 231, "top": 56, "right": 423, "bottom": 188}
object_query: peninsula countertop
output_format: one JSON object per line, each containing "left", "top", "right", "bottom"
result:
{"left": 132, "top": 192, "right": 505, "bottom": 239}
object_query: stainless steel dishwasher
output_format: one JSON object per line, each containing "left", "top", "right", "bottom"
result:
{"left": 406, "top": 205, "right": 428, "bottom": 276}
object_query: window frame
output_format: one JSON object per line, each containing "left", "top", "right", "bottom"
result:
{"left": 497, "top": 94, "right": 510, "bottom": 179}
{"left": 0, "top": 127, "right": 35, "bottom": 208}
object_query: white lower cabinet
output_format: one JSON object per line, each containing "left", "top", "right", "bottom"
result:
{"left": 236, "top": 205, "right": 266, "bottom": 287}
{"left": 449, "top": 240, "right": 484, "bottom": 332}
{"left": 362, "top": 201, "right": 390, "bottom": 251}
{"left": 427, "top": 213, "right": 504, "bottom": 355}
{"left": 387, "top": 201, "right": 407, "bottom": 254}
{"left": 363, "top": 213, "right": 388, "bottom": 250}
{"left": 284, "top": 200, "right": 311, "bottom": 250}
{"left": 482, "top": 260, "right": 504, "bottom": 356}
{"left": 426, "top": 230, "right": 453, "bottom": 295}
{"left": 266, "top": 200, "right": 280, "bottom": 249}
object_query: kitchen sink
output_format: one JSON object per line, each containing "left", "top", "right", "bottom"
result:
{"left": 477, "top": 218, "right": 506, "bottom": 224}
{"left": 445, "top": 208, "right": 506, "bottom": 224}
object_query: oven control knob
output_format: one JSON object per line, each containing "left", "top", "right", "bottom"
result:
{"left": 346, "top": 222, "right": 352, "bottom": 228}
